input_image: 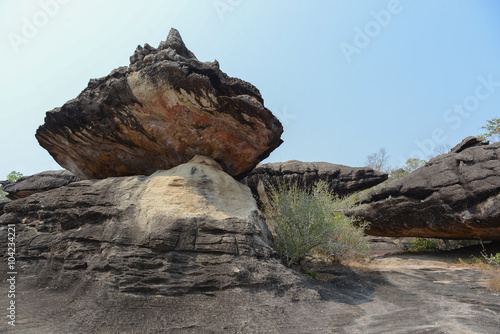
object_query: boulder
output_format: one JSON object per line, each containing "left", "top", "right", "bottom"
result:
{"left": 348, "top": 138, "right": 500, "bottom": 240}
{"left": 35, "top": 28, "right": 283, "bottom": 180}
{"left": 240, "top": 160, "right": 388, "bottom": 203}
{"left": 0, "top": 170, "right": 80, "bottom": 200}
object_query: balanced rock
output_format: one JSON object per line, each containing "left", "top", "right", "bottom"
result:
{"left": 35, "top": 28, "right": 283, "bottom": 180}
{"left": 241, "top": 160, "right": 388, "bottom": 203}
{"left": 0, "top": 170, "right": 80, "bottom": 200}
{"left": 348, "top": 138, "right": 500, "bottom": 240}
{"left": 0, "top": 156, "right": 290, "bottom": 296}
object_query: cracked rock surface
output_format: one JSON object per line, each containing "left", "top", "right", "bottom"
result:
{"left": 0, "top": 170, "right": 80, "bottom": 200}
{"left": 348, "top": 137, "right": 500, "bottom": 240}
{"left": 0, "top": 156, "right": 295, "bottom": 297}
{"left": 35, "top": 28, "right": 283, "bottom": 180}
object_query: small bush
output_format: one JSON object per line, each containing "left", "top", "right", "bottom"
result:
{"left": 482, "top": 252, "right": 500, "bottom": 266}
{"left": 408, "top": 238, "right": 439, "bottom": 252}
{"left": 264, "top": 180, "right": 369, "bottom": 267}
{"left": 1, "top": 171, "right": 23, "bottom": 203}
{"left": 300, "top": 269, "right": 318, "bottom": 279}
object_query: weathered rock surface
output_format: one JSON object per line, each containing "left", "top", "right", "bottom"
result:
{"left": 241, "top": 160, "right": 388, "bottom": 203}
{"left": 450, "top": 135, "right": 488, "bottom": 153}
{"left": 348, "top": 138, "right": 500, "bottom": 240}
{"left": 0, "top": 156, "right": 295, "bottom": 297}
{"left": 35, "top": 28, "right": 283, "bottom": 180}
{"left": 0, "top": 170, "right": 80, "bottom": 200}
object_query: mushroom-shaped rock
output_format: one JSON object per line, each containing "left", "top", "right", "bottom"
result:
{"left": 36, "top": 28, "right": 283, "bottom": 180}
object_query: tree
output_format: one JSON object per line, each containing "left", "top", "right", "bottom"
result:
{"left": 432, "top": 144, "right": 452, "bottom": 156}
{"left": 404, "top": 158, "right": 427, "bottom": 173}
{"left": 0, "top": 171, "right": 23, "bottom": 203}
{"left": 478, "top": 118, "right": 500, "bottom": 142}
{"left": 365, "top": 148, "right": 391, "bottom": 173}
{"left": 7, "top": 171, "right": 23, "bottom": 182}
{"left": 0, "top": 187, "right": 7, "bottom": 202}
{"left": 389, "top": 158, "right": 427, "bottom": 181}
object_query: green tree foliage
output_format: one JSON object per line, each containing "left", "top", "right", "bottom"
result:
{"left": 7, "top": 171, "right": 23, "bottom": 182}
{"left": 407, "top": 237, "right": 439, "bottom": 252}
{"left": 389, "top": 158, "right": 427, "bottom": 181}
{"left": 0, "top": 188, "right": 7, "bottom": 202}
{"left": 403, "top": 158, "right": 427, "bottom": 173}
{"left": 478, "top": 118, "right": 500, "bottom": 142}
{"left": 264, "top": 180, "right": 369, "bottom": 267}
{"left": 0, "top": 171, "right": 23, "bottom": 203}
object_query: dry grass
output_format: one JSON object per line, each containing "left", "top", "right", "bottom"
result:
{"left": 455, "top": 255, "right": 500, "bottom": 293}
{"left": 487, "top": 271, "right": 500, "bottom": 293}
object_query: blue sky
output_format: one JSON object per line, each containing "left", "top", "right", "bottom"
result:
{"left": 1, "top": 0, "right": 500, "bottom": 179}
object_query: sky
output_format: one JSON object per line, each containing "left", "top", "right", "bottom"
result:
{"left": 1, "top": 0, "right": 500, "bottom": 179}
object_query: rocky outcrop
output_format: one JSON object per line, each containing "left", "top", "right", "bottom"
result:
{"left": 450, "top": 136, "right": 488, "bottom": 153}
{"left": 241, "top": 160, "right": 388, "bottom": 202}
{"left": 35, "top": 28, "right": 283, "bottom": 180}
{"left": 0, "top": 170, "right": 79, "bottom": 200}
{"left": 1, "top": 156, "right": 499, "bottom": 332}
{"left": 0, "top": 156, "right": 294, "bottom": 296}
{"left": 348, "top": 138, "right": 500, "bottom": 240}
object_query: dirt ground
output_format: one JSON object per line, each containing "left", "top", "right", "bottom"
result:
{"left": 1, "top": 240, "right": 499, "bottom": 334}
{"left": 318, "top": 244, "right": 500, "bottom": 333}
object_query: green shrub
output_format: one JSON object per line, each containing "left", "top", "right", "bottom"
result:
{"left": 0, "top": 171, "right": 23, "bottom": 203}
{"left": 300, "top": 269, "right": 318, "bottom": 279}
{"left": 408, "top": 237, "right": 439, "bottom": 252}
{"left": 482, "top": 252, "right": 500, "bottom": 267}
{"left": 0, "top": 187, "right": 7, "bottom": 202}
{"left": 264, "top": 180, "right": 370, "bottom": 267}
{"left": 7, "top": 171, "right": 23, "bottom": 182}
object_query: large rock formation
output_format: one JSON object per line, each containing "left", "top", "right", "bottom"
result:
{"left": 0, "top": 156, "right": 291, "bottom": 296}
{"left": 35, "top": 28, "right": 283, "bottom": 180}
{"left": 0, "top": 170, "right": 80, "bottom": 200}
{"left": 348, "top": 138, "right": 500, "bottom": 240}
{"left": 241, "top": 160, "right": 388, "bottom": 202}
{"left": 1, "top": 156, "right": 499, "bottom": 333}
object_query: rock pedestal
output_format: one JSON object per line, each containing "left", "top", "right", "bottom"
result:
{"left": 0, "top": 156, "right": 291, "bottom": 295}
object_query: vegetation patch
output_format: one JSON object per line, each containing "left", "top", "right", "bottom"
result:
{"left": 263, "top": 180, "right": 369, "bottom": 267}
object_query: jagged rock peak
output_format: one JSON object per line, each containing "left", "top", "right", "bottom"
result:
{"left": 130, "top": 28, "right": 196, "bottom": 65}
{"left": 162, "top": 28, "right": 196, "bottom": 58}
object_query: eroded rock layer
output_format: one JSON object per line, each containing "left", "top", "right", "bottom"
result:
{"left": 241, "top": 160, "right": 388, "bottom": 201}
{"left": 348, "top": 138, "right": 500, "bottom": 240}
{"left": 0, "top": 156, "right": 292, "bottom": 295}
{"left": 0, "top": 170, "right": 79, "bottom": 200}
